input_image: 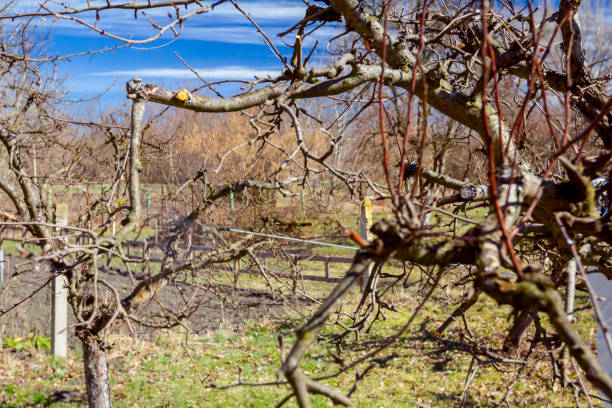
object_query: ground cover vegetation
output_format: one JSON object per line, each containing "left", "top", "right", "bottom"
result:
{"left": 0, "top": 0, "right": 611, "bottom": 407}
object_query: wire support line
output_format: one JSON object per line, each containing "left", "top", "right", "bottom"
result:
{"left": 213, "top": 226, "right": 359, "bottom": 250}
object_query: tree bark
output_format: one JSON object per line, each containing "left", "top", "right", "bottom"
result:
{"left": 503, "top": 309, "right": 533, "bottom": 355}
{"left": 79, "top": 331, "right": 112, "bottom": 408}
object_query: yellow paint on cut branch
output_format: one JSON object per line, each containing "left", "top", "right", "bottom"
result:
{"left": 176, "top": 90, "right": 189, "bottom": 102}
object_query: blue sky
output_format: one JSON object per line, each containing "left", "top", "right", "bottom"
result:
{"left": 16, "top": 1, "right": 341, "bottom": 106}
{"left": 19, "top": 0, "right": 611, "bottom": 109}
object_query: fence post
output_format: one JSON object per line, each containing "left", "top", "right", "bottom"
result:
{"left": 161, "top": 184, "right": 165, "bottom": 232}
{"left": 52, "top": 203, "right": 68, "bottom": 359}
{"left": 0, "top": 250, "right": 4, "bottom": 286}
{"left": 146, "top": 191, "right": 151, "bottom": 225}
{"left": 233, "top": 259, "right": 240, "bottom": 289}
{"left": 359, "top": 198, "right": 373, "bottom": 292}
{"left": 154, "top": 219, "right": 158, "bottom": 245}
{"left": 230, "top": 191, "right": 235, "bottom": 223}
{"left": 300, "top": 189, "right": 305, "bottom": 220}
{"left": 562, "top": 259, "right": 577, "bottom": 386}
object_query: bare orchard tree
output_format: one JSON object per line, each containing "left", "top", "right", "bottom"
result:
{"left": 2, "top": 0, "right": 612, "bottom": 407}
{"left": 0, "top": 6, "right": 300, "bottom": 408}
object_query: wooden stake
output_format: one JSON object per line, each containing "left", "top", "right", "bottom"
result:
{"left": 230, "top": 191, "right": 235, "bottom": 223}
{"left": 52, "top": 203, "right": 68, "bottom": 358}
{"left": 359, "top": 198, "right": 373, "bottom": 292}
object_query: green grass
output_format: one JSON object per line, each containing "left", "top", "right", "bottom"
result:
{"left": 0, "top": 196, "right": 598, "bottom": 407}
{"left": 1, "top": 240, "right": 41, "bottom": 257}
{"left": 0, "top": 274, "right": 601, "bottom": 407}
{"left": 0, "top": 385, "right": 48, "bottom": 407}
{"left": 2, "top": 334, "right": 51, "bottom": 352}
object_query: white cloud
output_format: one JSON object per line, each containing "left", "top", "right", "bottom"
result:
{"left": 20, "top": 0, "right": 337, "bottom": 46}
{"left": 178, "top": 25, "right": 286, "bottom": 44}
{"left": 210, "top": 1, "right": 306, "bottom": 20}
{"left": 9, "top": 0, "right": 344, "bottom": 50}
{"left": 178, "top": 24, "right": 343, "bottom": 46}
{"left": 24, "top": 1, "right": 306, "bottom": 20}
{"left": 89, "top": 66, "right": 280, "bottom": 79}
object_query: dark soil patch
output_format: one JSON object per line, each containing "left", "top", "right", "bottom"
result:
{"left": 0, "top": 253, "right": 314, "bottom": 348}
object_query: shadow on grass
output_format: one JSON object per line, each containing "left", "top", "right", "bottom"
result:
{"left": 44, "top": 390, "right": 83, "bottom": 407}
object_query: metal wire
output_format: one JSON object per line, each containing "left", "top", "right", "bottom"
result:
{"left": 215, "top": 226, "right": 359, "bottom": 250}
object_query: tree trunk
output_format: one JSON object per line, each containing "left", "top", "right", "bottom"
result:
{"left": 79, "top": 331, "right": 112, "bottom": 408}
{"left": 503, "top": 309, "right": 533, "bottom": 355}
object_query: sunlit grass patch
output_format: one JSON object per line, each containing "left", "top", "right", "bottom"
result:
{"left": 0, "top": 271, "right": 600, "bottom": 407}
